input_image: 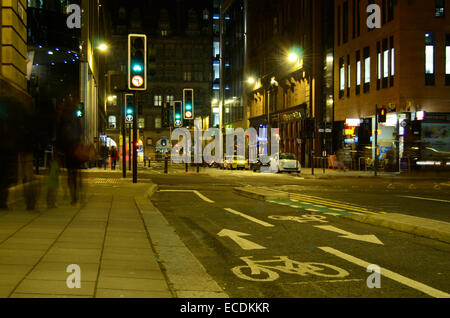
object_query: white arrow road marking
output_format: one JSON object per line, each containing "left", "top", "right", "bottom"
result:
{"left": 319, "top": 247, "right": 450, "bottom": 298}
{"left": 159, "top": 190, "right": 215, "bottom": 203}
{"left": 315, "top": 225, "right": 384, "bottom": 245}
{"left": 224, "top": 208, "right": 275, "bottom": 227}
{"left": 218, "top": 229, "right": 266, "bottom": 250}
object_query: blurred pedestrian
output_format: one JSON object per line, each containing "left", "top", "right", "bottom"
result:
{"left": 110, "top": 146, "right": 118, "bottom": 170}
{"left": 46, "top": 153, "right": 60, "bottom": 209}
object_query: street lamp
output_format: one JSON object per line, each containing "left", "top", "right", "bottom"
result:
{"left": 97, "top": 43, "right": 108, "bottom": 52}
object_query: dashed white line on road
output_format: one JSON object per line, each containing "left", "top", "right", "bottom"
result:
{"left": 398, "top": 195, "right": 450, "bottom": 204}
{"left": 319, "top": 246, "right": 450, "bottom": 298}
{"left": 224, "top": 208, "right": 275, "bottom": 227}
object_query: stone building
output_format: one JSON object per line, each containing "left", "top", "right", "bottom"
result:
{"left": 104, "top": 0, "right": 213, "bottom": 163}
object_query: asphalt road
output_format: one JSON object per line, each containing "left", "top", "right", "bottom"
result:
{"left": 145, "top": 168, "right": 450, "bottom": 298}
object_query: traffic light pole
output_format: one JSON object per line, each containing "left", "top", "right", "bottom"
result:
{"left": 122, "top": 95, "right": 126, "bottom": 178}
{"left": 374, "top": 105, "right": 378, "bottom": 177}
{"left": 133, "top": 94, "right": 138, "bottom": 183}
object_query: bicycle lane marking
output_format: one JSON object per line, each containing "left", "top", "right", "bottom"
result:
{"left": 231, "top": 256, "right": 350, "bottom": 282}
{"left": 319, "top": 246, "right": 450, "bottom": 298}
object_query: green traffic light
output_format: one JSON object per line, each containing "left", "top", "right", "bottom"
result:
{"left": 175, "top": 114, "right": 181, "bottom": 119}
{"left": 133, "top": 64, "right": 143, "bottom": 72}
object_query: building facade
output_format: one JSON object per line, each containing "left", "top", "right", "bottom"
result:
{"left": 104, "top": 0, "right": 213, "bottom": 163}
{"left": 245, "top": 0, "right": 334, "bottom": 168}
{"left": 334, "top": 0, "right": 450, "bottom": 171}
{"left": 0, "top": 0, "right": 33, "bottom": 194}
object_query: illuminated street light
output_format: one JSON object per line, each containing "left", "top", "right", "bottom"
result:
{"left": 247, "top": 77, "right": 256, "bottom": 85}
{"left": 98, "top": 43, "right": 108, "bottom": 52}
{"left": 288, "top": 53, "right": 299, "bottom": 63}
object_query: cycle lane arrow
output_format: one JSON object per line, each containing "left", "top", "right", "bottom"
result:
{"left": 314, "top": 225, "right": 384, "bottom": 245}
{"left": 218, "top": 229, "right": 267, "bottom": 250}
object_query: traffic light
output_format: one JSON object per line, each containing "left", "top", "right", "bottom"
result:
{"left": 76, "top": 103, "right": 84, "bottom": 118}
{"left": 125, "top": 94, "right": 134, "bottom": 122}
{"left": 161, "top": 139, "right": 167, "bottom": 147}
{"left": 128, "top": 34, "right": 147, "bottom": 91}
{"left": 183, "top": 88, "right": 194, "bottom": 120}
{"left": 378, "top": 107, "right": 387, "bottom": 123}
{"left": 174, "top": 101, "right": 183, "bottom": 127}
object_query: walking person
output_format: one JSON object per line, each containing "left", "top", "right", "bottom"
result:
{"left": 110, "top": 146, "right": 118, "bottom": 170}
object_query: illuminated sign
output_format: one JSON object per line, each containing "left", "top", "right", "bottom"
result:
{"left": 345, "top": 118, "right": 361, "bottom": 127}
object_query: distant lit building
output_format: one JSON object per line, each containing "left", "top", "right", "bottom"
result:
{"left": 334, "top": 0, "right": 450, "bottom": 171}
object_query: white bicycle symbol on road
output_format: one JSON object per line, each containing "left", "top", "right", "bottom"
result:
{"left": 232, "top": 256, "right": 349, "bottom": 282}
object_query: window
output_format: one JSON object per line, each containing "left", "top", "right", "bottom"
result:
{"left": 377, "top": 42, "right": 381, "bottom": 90}
{"left": 166, "top": 95, "right": 174, "bottom": 107}
{"left": 436, "top": 0, "right": 445, "bottom": 17}
{"left": 357, "top": 0, "right": 361, "bottom": 37}
{"left": 446, "top": 34, "right": 450, "bottom": 85}
{"left": 347, "top": 55, "right": 351, "bottom": 96}
{"left": 352, "top": 0, "right": 356, "bottom": 39}
{"left": 154, "top": 95, "right": 162, "bottom": 107}
{"left": 356, "top": 50, "right": 361, "bottom": 95}
{"left": 390, "top": 36, "right": 395, "bottom": 87}
{"left": 343, "top": 1, "right": 349, "bottom": 44}
{"left": 337, "top": 5, "right": 341, "bottom": 46}
{"left": 339, "top": 57, "right": 345, "bottom": 98}
{"left": 364, "top": 47, "right": 371, "bottom": 93}
{"left": 155, "top": 117, "right": 162, "bottom": 129}
{"left": 184, "top": 72, "right": 192, "bottom": 81}
{"left": 138, "top": 118, "right": 145, "bottom": 129}
{"left": 108, "top": 116, "right": 116, "bottom": 129}
{"left": 383, "top": 39, "right": 389, "bottom": 88}
{"left": 161, "top": 30, "right": 168, "bottom": 36}
{"left": 388, "top": 0, "right": 394, "bottom": 21}
{"left": 425, "top": 33, "right": 435, "bottom": 85}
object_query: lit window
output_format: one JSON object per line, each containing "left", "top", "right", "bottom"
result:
{"left": 357, "top": 60, "right": 361, "bottom": 86}
{"left": 365, "top": 57, "right": 371, "bottom": 83}
{"left": 425, "top": 34, "right": 435, "bottom": 74}
{"left": 378, "top": 52, "right": 382, "bottom": 80}
{"left": 155, "top": 117, "right": 162, "bottom": 129}
{"left": 348, "top": 64, "right": 351, "bottom": 88}
{"left": 425, "top": 33, "right": 435, "bottom": 86}
{"left": 435, "top": 0, "right": 445, "bottom": 17}
{"left": 391, "top": 48, "right": 395, "bottom": 76}
{"left": 154, "top": 95, "right": 162, "bottom": 107}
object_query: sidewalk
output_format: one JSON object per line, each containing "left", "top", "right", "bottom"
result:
{"left": 295, "top": 168, "right": 450, "bottom": 181}
{"left": 0, "top": 179, "right": 226, "bottom": 298}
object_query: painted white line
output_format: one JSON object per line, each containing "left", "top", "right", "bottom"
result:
{"left": 287, "top": 279, "right": 363, "bottom": 285}
{"left": 290, "top": 205, "right": 302, "bottom": 209}
{"left": 159, "top": 190, "right": 215, "bottom": 203}
{"left": 330, "top": 208, "right": 345, "bottom": 212}
{"left": 218, "top": 229, "right": 266, "bottom": 250}
{"left": 398, "top": 195, "right": 450, "bottom": 204}
{"left": 224, "top": 208, "right": 275, "bottom": 227}
{"left": 306, "top": 208, "right": 319, "bottom": 212}
{"left": 318, "top": 247, "right": 450, "bottom": 298}
{"left": 315, "top": 226, "right": 384, "bottom": 245}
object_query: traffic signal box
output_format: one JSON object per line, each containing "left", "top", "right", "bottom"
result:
{"left": 183, "top": 88, "right": 194, "bottom": 120}
{"left": 128, "top": 34, "right": 147, "bottom": 91}
{"left": 174, "top": 101, "right": 183, "bottom": 127}
{"left": 125, "top": 94, "right": 134, "bottom": 122}
{"left": 378, "top": 107, "right": 387, "bottom": 123}
{"left": 76, "top": 102, "right": 84, "bottom": 118}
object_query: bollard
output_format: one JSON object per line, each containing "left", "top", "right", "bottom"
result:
{"left": 164, "top": 155, "right": 168, "bottom": 174}
{"left": 185, "top": 163, "right": 188, "bottom": 172}
{"left": 197, "top": 164, "right": 199, "bottom": 173}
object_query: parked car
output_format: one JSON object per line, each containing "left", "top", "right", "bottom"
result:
{"left": 223, "top": 155, "right": 249, "bottom": 170}
{"left": 273, "top": 153, "right": 301, "bottom": 173}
